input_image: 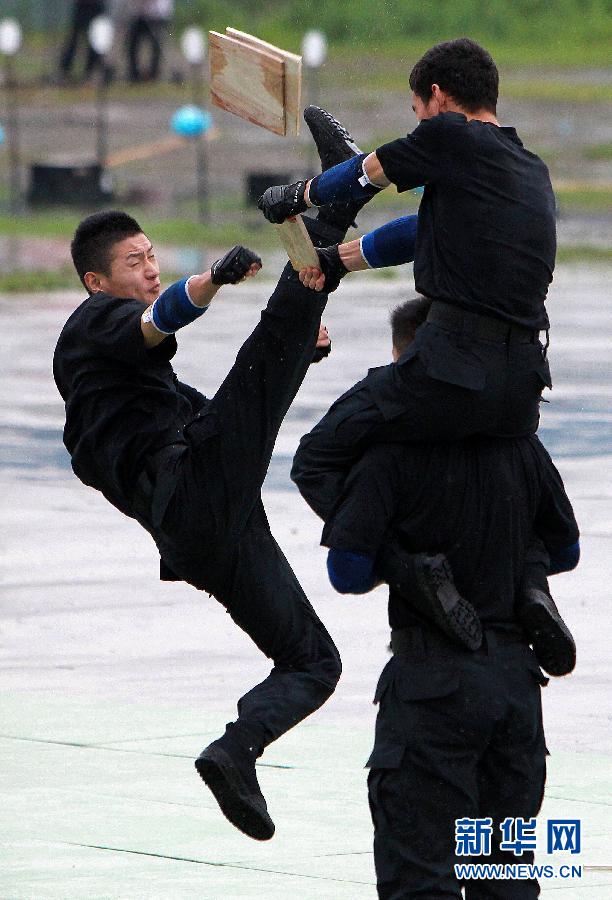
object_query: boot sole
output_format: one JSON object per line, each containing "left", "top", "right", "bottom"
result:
{"left": 421, "top": 556, "right": 483, "bottom": 651}
{"left": 521, "top": 603, "right": 576, "bottom": 676}
{"left": 195, "top": 747, "right": 275, "bottom": 841}
{"left": 435, "top": 595, "right": 483, "bottom": 651}
{"left": 303, "top": 106, "right": 363, "bottom": 168}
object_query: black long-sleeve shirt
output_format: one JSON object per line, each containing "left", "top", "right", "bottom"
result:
{"left": 53, "top": 292, "right": 207, "bottom": 516}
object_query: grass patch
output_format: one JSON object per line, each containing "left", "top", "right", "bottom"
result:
{"left": 0, "top": 212, "right": 80, "bottom": 240}
{"left": 556, "top": 246, "right": 612, "bottom": 264}
{"left": 501, "top": 81, "right": 612, "bottom": 103}
{"left": 0, "top": 211, "right": 278, "bottom": 250}
{"left": 0, "top": 266, "right": 79, "bottom": 293}
{"left": 584, "top": 144, "right": 612, "bottom": 161}
{"left": 554, "top": 188, "right": 612, "bottom": 212}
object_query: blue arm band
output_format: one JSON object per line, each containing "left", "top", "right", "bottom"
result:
{"left": 327, "top": 548, "right": 378, "bottom": 594}
{"left": 360, "top": 215, "right": 418, "bottom": 268}
{"left": 309, "top": 154, "right": 383, "bottom": 206}
{"left": 151, "top": 277, "right": 207, "bottom": 334}
{"left": 549, "top": 540, "right": 580, "bottom": 575}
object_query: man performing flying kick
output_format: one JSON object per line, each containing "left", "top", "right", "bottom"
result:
{"left": 53, "top": 117, "right": 366, "bottom": 839}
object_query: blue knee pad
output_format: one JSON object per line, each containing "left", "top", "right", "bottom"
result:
{"left": 309, "top": 154, "right": 383, "bottom": 206}
{"left": 361, "top": 215, "right": 419, "bottom": 269}
{"left": 151, "top": 277, "right": 208, "bottom": 334}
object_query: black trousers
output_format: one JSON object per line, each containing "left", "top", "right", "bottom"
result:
{"left": 292, "top": 312, "right": 552, "bottom": 521}
{"left": 135, "top": 265, "right": 342, "bottom": 756}
{"left": 59, "top": 2, "right": 105, "bottom": 78}
{"left": 367, "top": 626, "right": 548, "bottom": 899}
{"left": 126, "top": 17, "right": 166, "bottom": 82}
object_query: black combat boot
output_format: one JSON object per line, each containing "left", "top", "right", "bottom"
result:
{"left": 195, "top": 733, "right": 275, "bottom": 841}
{"left": 517, "top": 588, "right": 576, "bottom": 676}
{"left": 304, "top": 105, "right": 369, "bottom": 232}
{"left": 378, "top": 542, "right": 483, "bottom": 651}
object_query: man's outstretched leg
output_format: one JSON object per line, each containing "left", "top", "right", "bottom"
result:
{"left": 170, "top": 107, "right": 373, "bottom": 549}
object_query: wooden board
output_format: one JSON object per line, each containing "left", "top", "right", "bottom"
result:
{"left": 209, "top": 31, "right": 285, "bottom": 135}
{"left": 225, "top": 28, "right": 301, "bottom": 137}
{"left": 209, "top": 29, "right": 302, "bottom": 137}
{"left": 275, "top": 215, "right": 320, "bottom": 270}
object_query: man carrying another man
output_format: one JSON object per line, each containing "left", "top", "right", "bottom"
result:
{"left": 298, "top": 297, "right": 580, "bottom": 898}
{"left": 259, "top": 36, "right": 580, "bottom": 895}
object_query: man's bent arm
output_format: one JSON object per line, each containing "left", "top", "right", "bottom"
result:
{"left": 141, "top": 273, "right": 220, "bottom": 349}
{"left": 305, "top": 151, "right": 390, "bottom": 207}
{"left": 548, "top": 540, "right": 580, "bottom": 575}
{"left": 327, "top": 548, "right": 380, "bottom": 594}
{"left": 291, "top": 433, "right": 359, "bottom": 521}
{"left": 141, "top": 246, "right": 262, "bottom": 349}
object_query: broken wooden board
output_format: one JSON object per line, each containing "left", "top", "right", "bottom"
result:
{"left": 209, "top": 29, "right": 301, "bottom": 137}
{"left": 225, "top": 28, "right": 301, "bottom": 137}
{"left": 275, "top": 215, "right": 320, "bottom": 270}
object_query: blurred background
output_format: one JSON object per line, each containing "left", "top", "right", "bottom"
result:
{"left": 0, "top": 0, "right": 610, "bottom": 288}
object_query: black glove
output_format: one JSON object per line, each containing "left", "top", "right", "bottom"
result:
{"left": 312, "top": 340, "right": 332, "bottom": 363}
{"left": 316, "top": 244, "right": 349, "bottom": 293}
{"left": 210, "top": 246, "right": 261, "bottom": 285}
{"left": 257, "top": 181, "right": 308, "bottom": 224}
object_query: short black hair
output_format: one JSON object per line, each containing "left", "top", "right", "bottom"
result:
{"left": 409, "top": 38, "right": 498, "bottom": 114}
{"left": 390, "top": 297, "right": 431, "bottom": 355}
{"left": 71, "top": 210, "right": 144, "bottom": 288}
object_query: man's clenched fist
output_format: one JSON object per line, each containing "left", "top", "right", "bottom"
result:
{"left": 211, "top": 246, "right": 262, "bottom": 285}
{"left": 257, "top": 181, "right": 309, "bottom": 224}
{"left": 300, "top": 244, "right": 349, "bottom": 293}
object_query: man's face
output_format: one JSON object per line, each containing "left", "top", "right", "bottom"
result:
{"left": 87, "top": 232, "right": 161, "bottom": 304}
{"left": 411, "top": 90, "right": 441, "bottom": 121}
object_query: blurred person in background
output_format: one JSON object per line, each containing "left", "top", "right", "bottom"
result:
{"left": 126, "top": 0, "right": 174, "bottom": 83}
{"left": 58, "top": 0, "right": 106, "bottom": 84}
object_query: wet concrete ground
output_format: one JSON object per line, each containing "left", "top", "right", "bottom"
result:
{"left": 1, "top": 263, "right": 611, "bottom": 897}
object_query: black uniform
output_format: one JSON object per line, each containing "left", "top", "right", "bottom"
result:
{"left": 53, "top": 264, "right": 341, "bottom": 758}
{"left": 376, "top": 113, "right": 556, "bottom": 330}
{"left": 322, "top": 437, "right": 578, "bottom": 899}
{"left": 292, "top": 114, "right": 556, "bottom": 520}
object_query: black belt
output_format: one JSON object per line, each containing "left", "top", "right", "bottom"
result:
{"left": 427, "top": 300, "right": 539, "bottom": 344}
